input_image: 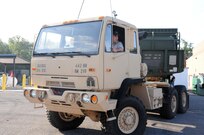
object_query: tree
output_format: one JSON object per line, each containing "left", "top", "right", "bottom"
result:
{"left": 0, "top": 39, "right": 11, "bottom": 54}
{"left": 8, "top": 36, "right": 33, "bottom": 61}
{"left": 181, "top": 39, "right": 193, "bottom": 59}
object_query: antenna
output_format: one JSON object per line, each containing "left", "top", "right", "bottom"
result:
{"left": 110, "top": 0, "right": 113, "bottom": 17}
{"left": 77, "top": 0, "right": 85, "bottom": 20}
{"left": 110, "top": 0, "right": 117, "bottom": 18}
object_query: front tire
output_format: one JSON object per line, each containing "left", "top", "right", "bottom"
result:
{"left": 47, "top": 111, "right": 85, "bottom": 131}
{"left": 106, "top": 96, "right": 147, "bottom": 135}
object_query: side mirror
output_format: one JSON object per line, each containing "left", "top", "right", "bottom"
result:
{"left": 139, "top": 31, "right": 148, "bottom": 40}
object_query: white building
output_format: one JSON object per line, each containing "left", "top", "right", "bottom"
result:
{"left": 186, "top": 40, "right": 204, "bottom": 89}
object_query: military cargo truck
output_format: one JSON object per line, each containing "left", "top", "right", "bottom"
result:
{"left": 24, "top": 16, "right": 189, "bottom": 135}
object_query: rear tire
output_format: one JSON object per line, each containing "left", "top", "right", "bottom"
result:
{"left": 175, "top": 85, "right": 189, "bottom": 113}
{"left": 47, "top": 111, "right": 85, "bottom": 131}
{"left": 105, "top": 96, "right": 147, "bottom": 135}
{"left": 160, "top": 88, "right": 178, "bottom": 119}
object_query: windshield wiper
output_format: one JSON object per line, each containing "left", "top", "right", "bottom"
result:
{"left": 33, "top": 52, "right": 56, "bottom": 58}
{"left": 68, "top": 51, "right": 91, "bottom": 57}
{"left": 56, "top": 52, "right": 74, "bottom": 58}
{"left": 33, "top": 52, "right": 74, "bottom": 58}
{"left": 33, "top": 51, "right": 91, "bottom": 58}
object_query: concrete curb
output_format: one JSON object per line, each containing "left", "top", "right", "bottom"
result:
{"left": 0, "top": 90, "right": 23, "bottom": 92}
{"left": 0, "top": 86, "right": 23, "bottom": 92}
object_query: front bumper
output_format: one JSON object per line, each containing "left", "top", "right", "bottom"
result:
{"left": 24, "top": 87, "right": 117, "bottom": 115}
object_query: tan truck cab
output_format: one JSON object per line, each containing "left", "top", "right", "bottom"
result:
{"left": 24, "top": 16, "right": 189, "bottom": 135}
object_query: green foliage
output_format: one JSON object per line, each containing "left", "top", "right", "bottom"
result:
{"left": 0, "top": 40, "right": 11, "bottom": 54}
{"left": 8, "top": 36, "right": 33, "bottom": 61}
{"left": 181, "top": 39, "right": 193, "bottom": 59}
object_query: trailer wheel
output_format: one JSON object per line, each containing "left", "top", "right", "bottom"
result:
{"left": 105, "top": 96, "right": 147, "bottom": 135}
{"left": 160, "top": 88, "right": 178, "bottom": 119}
{"left": 47, "top": 110, "right": 85, "bottom": 131}
{"left": 175, "top": 85, "right": 189, "bottom": 113}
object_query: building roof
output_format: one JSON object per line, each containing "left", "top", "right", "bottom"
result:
{"left": 0, "top": 57, "right": 30, "bottom": 64}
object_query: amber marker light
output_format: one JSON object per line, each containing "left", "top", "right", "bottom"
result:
{"left": 32, "top": 67, "right": 37, "bottom": 71}
{"left": 63, "top": 21, "right": 69, "bottom": 24}
{"left": 98, "top": 16, "right": 104, "bottom": 20}
{"left": 106, "top": 68, "right": 111, "bottom": 72}
{"left": 63, "top": 20, "right": 79, "bottom": 24}
{"left": 91, "top": 95, "right": 98, "bottom": 104}
{"left": 89, "top": 68, "right": 95, "bottom": 72}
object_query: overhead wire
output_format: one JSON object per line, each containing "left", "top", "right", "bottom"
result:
{"left": 110, "top": 0, "right": 113, "bottom": 17}
{"left": 77, "top": 0, "right": 85, "bottom": 20}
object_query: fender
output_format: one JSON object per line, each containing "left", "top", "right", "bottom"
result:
{"left": 117, "top": 78, "right": 144, "bottom": 100}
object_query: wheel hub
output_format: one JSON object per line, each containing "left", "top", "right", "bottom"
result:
{"left": 171, "top": 95, "right": 177, "bottom": 112}
{"left": 59, "top": 112, "right": 76, "bottom": 122}
{"left": 125, "top": 115, "right": 134, "bottom": 125}
{"left": 118, "top": 107, "right": 139, "bottom": 134}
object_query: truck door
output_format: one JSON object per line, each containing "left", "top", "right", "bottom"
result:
{"left": 104, "top": 24, "right": 128, "bottom": 89}
{"left": 128, "top": 31, "right": 141, "bottom": 78}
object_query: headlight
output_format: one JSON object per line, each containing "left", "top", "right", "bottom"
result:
{"left": 38, "top": 91, "right": 47, "bottom": 99}
{"left": 30, "top": 90, "right": 47, "bottom": 100}
{"left": 30, "top": 90, "right": 37, "bottom": 98}
{"left": 24, "top": 90, "right": 29, "bottom": 96}
{"left": 82, "top": 93, "right": 90, "bottom": 103}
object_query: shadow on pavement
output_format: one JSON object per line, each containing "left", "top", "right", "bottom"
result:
{"left": 60, "top": 128, "right": 105, "bottom": 135}
{"left": 145, "top": 109, "right": 198, "bottom": 135}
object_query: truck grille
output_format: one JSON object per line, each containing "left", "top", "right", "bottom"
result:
{"left": 46, "top": 81, "right": 75, "bottom": 88}
{"left": 61, "top": 82, "right": 75, "bottom": 88}
{"left": 51, "top": 100, "right": 71, "bottom": 106}
{"left": 46, "top": 81, "right": 60, "bottom": 87}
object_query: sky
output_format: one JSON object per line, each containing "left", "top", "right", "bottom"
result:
{"left": 0, "top": 0, "right": 203, "bottom": 46}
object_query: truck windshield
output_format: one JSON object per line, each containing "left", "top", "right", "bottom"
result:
{"left": 33, "top": 21, "right": 102, "bottom": 56}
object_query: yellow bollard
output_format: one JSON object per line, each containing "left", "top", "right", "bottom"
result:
{"left": 29, "top": 77, "right": 37, "bottom": 88}
{"left": 2, "top": 74, "right": 7, "bottom": 90}
{"left": 30, "top": 77, "right": 32, "bottom": 86}
{"left": 22, "top": 74, "right": 26, "bottom": 88}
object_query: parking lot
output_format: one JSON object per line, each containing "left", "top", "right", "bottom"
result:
{"left": 0, "top": 90, "right": 204, "bottom": 135}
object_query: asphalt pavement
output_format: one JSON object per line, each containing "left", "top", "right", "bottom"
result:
{"left": 0, "top": 90, "right": 204, "bottom": 135}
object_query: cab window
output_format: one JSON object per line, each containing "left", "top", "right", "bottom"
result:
{"left": 105, "top": 24, "right": 112, "bottom": 52}
{"left": 112, "top": 26, "right": 125, "bottom": 52}
{"left": 130, "top": 31, "right": 137, "bottom": 53}
{"left": 105, "top": 25, "right": 125, "bottom": 53}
